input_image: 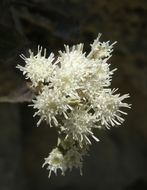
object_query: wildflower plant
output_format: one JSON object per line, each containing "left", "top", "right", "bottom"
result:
{"left": 17, "top": 33, "right": 131, "bottom": 177}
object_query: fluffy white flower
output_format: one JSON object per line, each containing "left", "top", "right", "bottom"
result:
{"left": 81, "top": 58, "right": 116, "bottom": 92}
{"left": 53, "top": 44, "right": 88, "bottom": 93}
{"left": 17, "top": 47, "right": 56, "bottom": 87}
{"left": 43, "top": 143, "right": 87, "bottom": 177}
{"left": 91, "top": 89, "right": 131, "bottom": 128}
{"left": 42, "top": 148, "right": 66, "bottom": 177}
{"left": 61, "top": 107, "right": 99, "bottom": 146}
{"left": 32, "top": 86, "right": 72, "bottom": 126}
{"left": 64, "top": 147, "right": 83, "bottom": 175}
{"left": 88, "top": 33, "right": 117, "bottom": 59}
{"left": 58, "top": 43, "right": 85, "bottom": 68}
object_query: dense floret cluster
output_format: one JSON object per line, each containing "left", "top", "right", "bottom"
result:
{"left": 17, "top": 34, "right": 130, "bottom": 177}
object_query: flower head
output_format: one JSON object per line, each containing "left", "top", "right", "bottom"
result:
{"left": 42, "top": 148, "right": 66, "bottom": 177}
{"left": 64, "top": 147, "right": 83, "bottom": 175}
{"left": 88, "top": 33, "right": 117, "bottom": 59}
{"left": 53, "top": 44, "right": 88, "bottom": 94}
{"left": 17, "top": 47, "right": 56, "bottom": 87}
{"left": 90, "top": 89, "right": 131, "bottom": 128}
{"left": 61, "top": 107, "right": 99, "bottom": 146}
{"left": 32, "top": 86, "right": 72, "bottom": 126}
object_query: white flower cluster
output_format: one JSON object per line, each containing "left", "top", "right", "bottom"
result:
{"left": 17, "top": 34, "right": 130, "bottom": 177}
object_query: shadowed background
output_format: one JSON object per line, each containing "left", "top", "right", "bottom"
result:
{"left": 0, "top": 0, "right": 147, "bottom": 190}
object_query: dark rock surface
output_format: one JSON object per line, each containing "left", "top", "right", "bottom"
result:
{"left": 0, "top": 0, "right": 147, "bottom": 190}
{"left": 0, "top": 104, "right": 29, "bottom": 190}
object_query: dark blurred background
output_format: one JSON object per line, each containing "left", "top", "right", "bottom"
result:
{"left": 0, "top": 0, "right": 147, "bottom": 190}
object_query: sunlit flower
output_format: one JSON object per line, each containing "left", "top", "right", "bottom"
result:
{"left": 53, "top": 44, "right": 88, "bottom": 93}
{"left": 17, "top": 34, "right": 130, "bottom": 177}
{"left": 61, "top": 107, "right": 99, "bottom": 146}
{"left": 32, "top": 86, "right": 72, "bottom": 126}
{"left": 90, "top": 89, "right": 131, "bottom": 128}
{"left": 17, "top": 47, "right": 56, "bottom": 87}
